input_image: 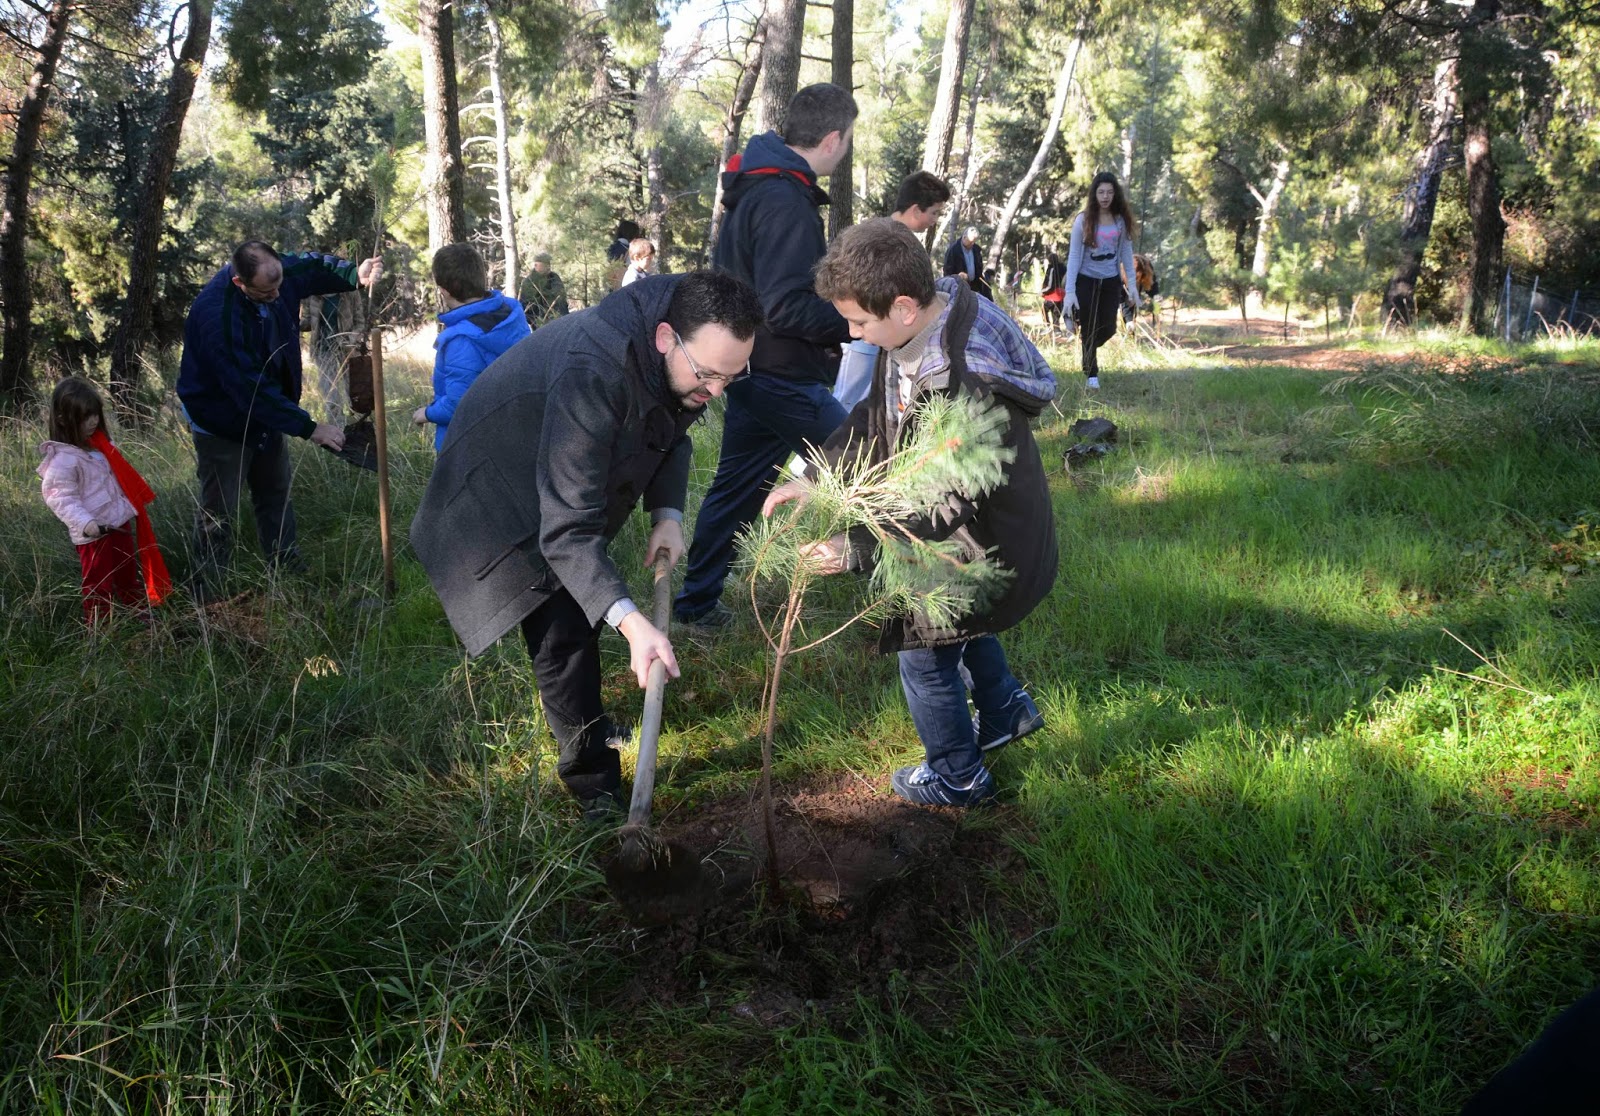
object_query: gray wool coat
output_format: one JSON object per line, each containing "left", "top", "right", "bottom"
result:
{"left": 409, "top": 275, "right": 698, "bottom": 657}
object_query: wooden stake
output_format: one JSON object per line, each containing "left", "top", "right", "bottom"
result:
{"left": 370, "top": 329, "right": 396, "bottom": 598}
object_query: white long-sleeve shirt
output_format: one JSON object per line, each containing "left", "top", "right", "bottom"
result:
{"left": 1065, "top": 212, "right": 1137, "bottom": 303}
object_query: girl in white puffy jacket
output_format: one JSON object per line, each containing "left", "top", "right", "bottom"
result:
{"left": 37, "top": 377, "right": 144, "bottom": 623}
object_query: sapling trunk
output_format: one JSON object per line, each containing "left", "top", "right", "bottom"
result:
{"left": 759, "top": 588, "right": 803, "bottom": 894}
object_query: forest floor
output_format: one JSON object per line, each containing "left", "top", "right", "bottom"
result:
{"left": 5, "top": 330, "right": 1600, "bottom": 1113}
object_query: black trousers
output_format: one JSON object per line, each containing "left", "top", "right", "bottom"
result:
{"left": 520, "top": 588, "right": 622, "bottom": 801}
{"left": 191, "top": 430, "right": 298, "bottom": 592}
{"left": 1462, "top": 985, "right": 1600, "bottom": 1113}
{"left": 1076, "top": 274, "right": 1124, "bottom": 377}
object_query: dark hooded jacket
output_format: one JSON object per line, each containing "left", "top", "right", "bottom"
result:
{"left": 177, "top": 252, "right": 361, "bottom": 450}
{"left": 409, "top": 274, "right": 698, "bottom": 657}
{"left": 820, "top": 279, "right": 1058, "bottom": 652}
{"left": 713, "top": 130, "right": 850, "bottom": 385}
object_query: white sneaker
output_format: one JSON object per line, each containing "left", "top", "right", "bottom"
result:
{"left": 1085, "top": 376, "right": 1100, "bottom": 390}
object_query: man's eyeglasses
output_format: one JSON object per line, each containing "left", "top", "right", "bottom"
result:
{"left": 674, "top": 329, "right": 749, "bottom": 386}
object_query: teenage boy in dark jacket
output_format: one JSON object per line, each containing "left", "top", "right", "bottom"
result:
{"left": 673, "top": 82, "right": 858, "bottom": 630}
{"left": 410, "top": 272, "right": 763, "bottom": 818}
{"left": 764, "top": 219, "right": 1056, "bottom": 807}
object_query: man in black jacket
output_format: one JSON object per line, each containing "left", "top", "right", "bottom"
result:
{"left": 410, "top": 272, "right": 762, "bottom": 818}
{"left": 673, "top": 82, "right": 858, "bottom": 629}
{"left": 943, "top": 226, "right": 993, "bottom": 299}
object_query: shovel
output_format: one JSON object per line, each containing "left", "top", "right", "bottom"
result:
{"left": 605, "top": 549, "right": 701, "bottom": 907}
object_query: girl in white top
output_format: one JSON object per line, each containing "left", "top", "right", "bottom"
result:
{"left": 37, "top": 377, "right": 144, "bottom": 623}
{"left": 1064, "top": 171, "right": 1140, "bottom": 388}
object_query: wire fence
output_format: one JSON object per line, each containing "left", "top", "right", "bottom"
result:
{"left": 1495, "top": 270, "right": 1600, "bottom": 341}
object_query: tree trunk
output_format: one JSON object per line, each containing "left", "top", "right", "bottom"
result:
{"left": 707, "top": 20, "right": 766, "bottom": 259}
{"left": 1460, "top": 0, "right": 1503, "bottom": 336}
{"left": 640, "top": 60, "right": 671, "bottom": 263}
{"left": 985, "top": 21, "right": 1087, "bottom": 275}
{"left": 485, "top": 3, "right": 518, "bottom": 294}
{"left": 0, "top": 0, "right": 73, "bottom": 405}
{"left": 756, "top": 0, "right": 805, "bottom": 135}
{"left": 828, "top": 0, "right": 854, "bottom": 239}
{"left": 108, "top": 0, "right": 213, "bottom": 411}
{"left": 921, "top": 0, "right": 974, "bottom": 178}
{"left": 419, "top": 0, "right": 468, "bottom": 250}
{"left": 935, "top": 30, "right": 994, "bottom": 250}
{"left": 1383, "top": 55, "right": 1459, "bottom": 326}
{"left": 1247, "top": 154, "right": 1291, "bottom": 293}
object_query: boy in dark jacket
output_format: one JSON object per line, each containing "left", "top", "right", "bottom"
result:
{"left": 414, "top": 244, "right": 531, "bottom": 451}
{"left": 764, "top": 218, "right": 1057, "bottom": 807}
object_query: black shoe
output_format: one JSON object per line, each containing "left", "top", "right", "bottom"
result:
{"left": 579, "top": 790, "right": 626, "bottom": 825}
{"left": 673, "top": 600, "right": 734, "bottom": 634}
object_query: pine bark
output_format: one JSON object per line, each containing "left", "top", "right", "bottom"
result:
{"left": 109, "top": 0, "right": 213, "bottom": 411}
{"left": 755, "top": 0, "right": 806, "bottom": 135}
{"left": 0, "top": 0, "right": 73, "bottom": 404}
{"left": 828, "top": 0, "right": 854, "bottom": 239}
{"left": 935, "top": 31, "right": 994, "bottom": 250}
{"left": 420, "top": 0, "right": 468, "bottom": 250}
{"left": 484, "top": 3, "right": 518, "bottom": 294}
{"left": 921, "top": 0, "right": 974, "bottom": 178}
{"left": 640, "top": 60, "right": 671, "bottom": 263}
{"left": 1460, "top": 0, "right": 1504, "bottom": 336}
{"left": 706, "top": 21, "right": 766, "bottom": 259}
{"left": 1382, "top": 56, "right": 1459, "bottom": 326}
{"left": 985, "top": 22, "right": 1087, "bottom": 275}
{"left": 1247, "top": 154, "right": 1291, "bottom": 285}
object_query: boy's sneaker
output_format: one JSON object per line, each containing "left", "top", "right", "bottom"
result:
{"left": 890, "top": 764, "right": 995, "bottom": 808}
{"left": 1085, "top": 376, "right": 1100, "bottom": 390}
{"left": 974, "top": 690, "right": 1045, "bottom": 752}
{"left": 674, "top": 600, "right": 734, "bottom": 634}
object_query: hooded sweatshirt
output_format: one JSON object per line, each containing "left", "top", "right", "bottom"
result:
{"left": 38, "top": 442, "right": 137, "bottom": 545}
{"left": 426, "top": 290, "right": 533, "bottom": 450}
{"left": 713, "top": 131, "right": 851, "bottom": 385}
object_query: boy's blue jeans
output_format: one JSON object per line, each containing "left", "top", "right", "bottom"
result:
{"left": 898, "top": 635, "right": 1024, "bottom": 785}
{"left": 676, "top": 373, "right": 847, "bottom": 620}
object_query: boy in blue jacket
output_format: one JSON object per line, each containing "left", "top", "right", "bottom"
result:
{"left": 413, "top": 244, "right": 531, "bottom": 451}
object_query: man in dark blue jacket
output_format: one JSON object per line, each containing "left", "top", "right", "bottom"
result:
{"left": 177, "top": 240, "right": 382, "bottom": 596}
{"left": 673, "top": 82, "right": 858, "bottom": 630}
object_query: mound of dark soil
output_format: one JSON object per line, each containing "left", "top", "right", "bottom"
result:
{"left": 600, "top": 775, "right": 1036, "bottom": 1025}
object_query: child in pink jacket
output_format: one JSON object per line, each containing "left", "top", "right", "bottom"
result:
{"left": 38, "top": 377, "right": 144, "bottom": 623}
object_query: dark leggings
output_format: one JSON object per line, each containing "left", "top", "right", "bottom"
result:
{"left": 1076, "top": 274, "right": 1124, "bottom": 378}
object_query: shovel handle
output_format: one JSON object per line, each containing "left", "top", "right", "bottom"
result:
{"left": 627, "top": 549, "right": 673, "bottom": 828}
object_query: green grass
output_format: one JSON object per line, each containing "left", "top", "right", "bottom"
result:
{"left": 5, "top": 341, "right": 1600, "bottom": 1113}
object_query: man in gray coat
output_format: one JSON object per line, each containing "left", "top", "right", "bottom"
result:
{"left": 410, "top": 271, "right": 763, "bottom": 817}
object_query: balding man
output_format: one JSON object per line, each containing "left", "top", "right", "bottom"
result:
{"left": 176, "top": 240, "right": 382, "bottom": 598}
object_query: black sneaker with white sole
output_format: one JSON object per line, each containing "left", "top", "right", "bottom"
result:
{"left": 974, "top": 690, "right": 1044, "bottom": 752}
